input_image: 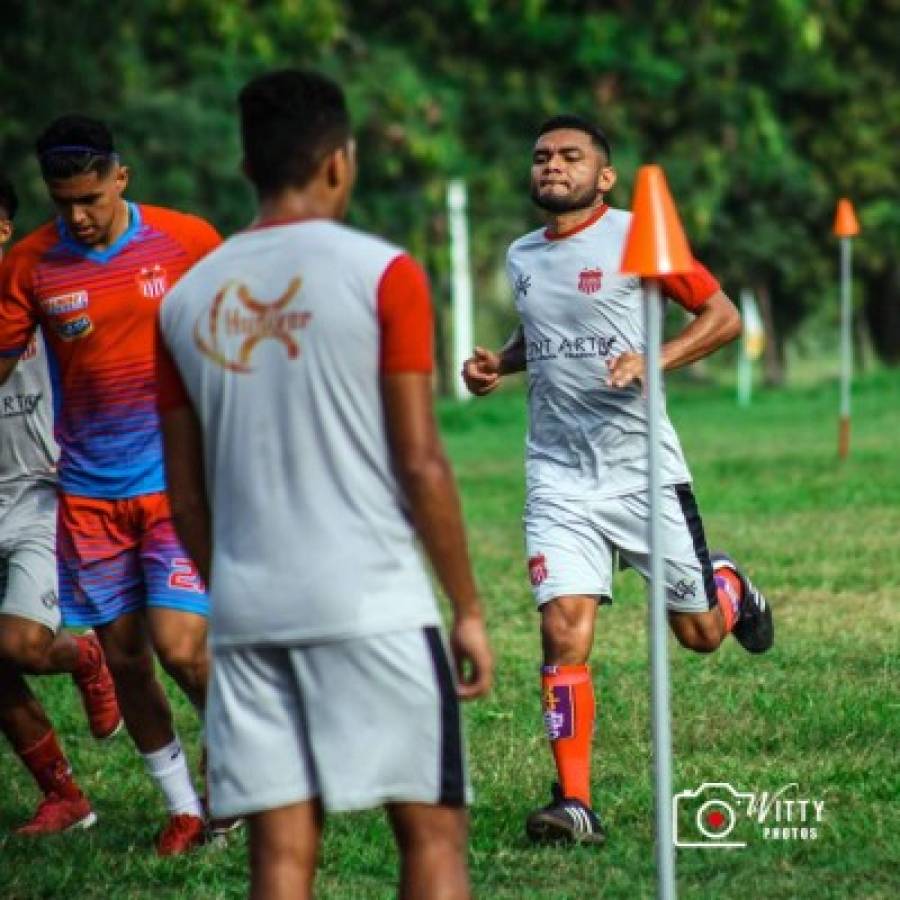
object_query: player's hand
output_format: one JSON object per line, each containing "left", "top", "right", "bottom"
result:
{"left": 607, "top": 352, "right": 645, "bottom": 390}
{"left": 450, "top": 612, "right": 493, "bottom": 700}
{"left": 461, "top": 347, "right": 502, "bottom": 396}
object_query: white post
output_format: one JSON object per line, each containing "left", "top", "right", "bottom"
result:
{"left": 838, "top": 237, "right": 852, "bottom": 458}
{"left": 447, "top": 179, "right": 474, "bottom": 402}
{"left": 645, "top": 279, "right": 676, "bottom": 900}
{"left": 737, "top": 289, "right": 753, "bottom": 408}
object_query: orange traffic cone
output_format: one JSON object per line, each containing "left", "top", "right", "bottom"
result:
{"left": 620, "top": 165, "right": 693, "bottom": 276}
{"left": 833, "top": 198, "right": 860, "bottom": 238}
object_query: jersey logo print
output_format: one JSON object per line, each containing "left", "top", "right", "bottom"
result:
{"left": 42, "top": 290, "right": 89, "bottom": 316}
{"left": 578, "top": 268, "right": 603, "bottom": 295}
{"left": 528, "top": 553, "right": 549, "bottom": 586}
{"left": 136, "top": 264, "right": 168, "bottom": 299}
{"left": 194, "top": 277, "right": 312, "bottom": 374}
{"left": 514, "top": 272, "right": 532, "bottom": 300}
{"left": 55, "top": 315, "right": 93, "bottom": 341}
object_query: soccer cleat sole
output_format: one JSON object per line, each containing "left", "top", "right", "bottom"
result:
{"left": 96, "top": 718, "right": 125, "bottom": 742}
{"left": 68, "top": 811, "right": 98, "bottom": 831}
{"left": 526, "top": 812, "right": 607, "bottom": 846}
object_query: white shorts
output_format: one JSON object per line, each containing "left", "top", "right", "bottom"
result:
{"left": 206, "top": 626, "right": 470, "bottom": 819}
{"left": 524, "top": 484, "right": 717, "bottom": 614}
{"left": 0, "top": 481, "right": 60, "bottom": 632}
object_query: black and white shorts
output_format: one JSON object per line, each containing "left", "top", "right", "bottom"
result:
{"left": 524, "top": 484, "right": 717, "bottom": 613}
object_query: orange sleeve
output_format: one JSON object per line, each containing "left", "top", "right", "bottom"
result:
{"left": 155, "top": 317, "right": 191, "bottom": 413}
{"left": 186, "top": 216, "right": 222, "bottom": 261}
{"left": 377, "top": 254, "right": 434, "bottom": 374}
{"left": 659, "top": 259, "right": 720, "bottom": 312}
{"left": 0, "top": 247, "right": 39, "bottom": 356}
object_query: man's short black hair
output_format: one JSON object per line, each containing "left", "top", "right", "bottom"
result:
{"left": 35, "top": 114, "right": 118, "bottom": 180}
{"left": 0, "top": 174, "right": 17, "bottom": 220}
{"left": 537, "top": 115, "right": 612, "bottom": 162}
{"left": 239, "top": 68, "right": 351, "bottom": 198}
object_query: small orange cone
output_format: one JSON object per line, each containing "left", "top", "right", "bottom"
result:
{"left": 833, "top": 198, "right": 860, "bottom": 237}
{"left": 620, "top": 165, "right": 693, "bottom": 276}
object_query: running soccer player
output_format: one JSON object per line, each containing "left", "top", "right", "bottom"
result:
{"left": 0, "top": 119, "right": 221, "bottom": 854}
{"left": 462, "top": 115, "right": 774, "bottom": 845}
{"left": 0, "top": 174, "right": 121, "bottom": 836}
{"left": 158, "top": 69, "right": 493, "bottom": 899}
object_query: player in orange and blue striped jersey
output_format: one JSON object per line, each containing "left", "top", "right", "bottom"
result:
{"left": 0, "top": 116, "right": 219, "bottom": 854}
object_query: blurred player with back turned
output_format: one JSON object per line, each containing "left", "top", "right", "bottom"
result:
{"left": 158, "top": 69, "right": 493, "bottom": 899}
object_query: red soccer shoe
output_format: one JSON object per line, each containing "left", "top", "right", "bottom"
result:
{"left": 156, "top": 813, "right": 206, "bottom": 856}
{"left": 72, "top": 631, "right": 123, "bottom": 741}
{"left": 15, "top": 792, "right": 97, "bottom": 835}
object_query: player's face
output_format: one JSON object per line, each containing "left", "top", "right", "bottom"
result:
{"left": 46, "top": 165, "right": 129, "bottom": 247}
{"left": 530, "top": 129, "right": 614, "bottom": 213}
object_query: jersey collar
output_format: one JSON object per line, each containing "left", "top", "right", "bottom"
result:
{"left": 56, "top": 201, "right": 142, "bottom": 263}
{"left": 544, "top": 204, "right": 608, "bottom": 241}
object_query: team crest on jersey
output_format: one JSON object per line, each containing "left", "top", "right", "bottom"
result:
{"left": 194, "top": 276, "right": 312, "bottom": 374}
{"left": 136, "top": 264, "right": 169, "bottom": 299}
{"left": 55, "top": 315, "right": 93, "bottom": 341}
{"left": 42, "top": 290, "right": 89, "bottom": 316}
{"left": 528, "top": 553, "right": 549, "bottom": 586}
{"left": 578, "top": 268, "right": 603, "bottom": 295}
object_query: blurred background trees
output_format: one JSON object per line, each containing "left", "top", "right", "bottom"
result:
{"left": 2, "top": 0, "right": 898, "bottom": 386}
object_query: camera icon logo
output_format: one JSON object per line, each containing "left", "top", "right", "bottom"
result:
{"left": 673, "top": 782, "right": 754, "bottom": 848}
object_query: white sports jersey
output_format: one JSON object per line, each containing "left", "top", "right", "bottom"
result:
{"left": 506, "top": 205, "right": 719, "bottom": 500}
{"left": 158, "top": 220, "right": 440, "bottom": 647}
{"left": 0, "top": 330, "right": 58, "bottom": 493}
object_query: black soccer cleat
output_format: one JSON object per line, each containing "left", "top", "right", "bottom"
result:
{"left": 711, "top": 552, "right": 774, "bottom": 654}
{"left": 525, "top": 783, "right": 606, "bottom": 846}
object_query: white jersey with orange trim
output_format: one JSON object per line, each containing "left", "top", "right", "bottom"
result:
{"left": 507, "top": 205, "right": 720, "bottom": 500}
{"left": 158, "top": 220, "right": 441, "bottom": 647}
{"left": 0, "top": 329, "right": 58, "bottom": 492}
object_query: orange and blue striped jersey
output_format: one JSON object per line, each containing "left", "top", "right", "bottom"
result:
{"left": 0, "top": 203, "right": 220, "bottom": 498}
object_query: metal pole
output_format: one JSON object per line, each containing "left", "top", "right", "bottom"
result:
{"left": 737, "top": 289, "right": 753, "bottom": 408}
{"left": 447, "top": 179, "right": 474, "bottom": 402}
{"left": 645, "top": 279, "right": 676, "bottom": 900}
{"left": 838, "top": 237, "right": 852, "bottom": 458}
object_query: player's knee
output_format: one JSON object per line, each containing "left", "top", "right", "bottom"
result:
{"left": 0, "top": 622, "right": 53, "bottom": 673}
{"left": 673, "top": 622, "right": 722, "bottom": 654}
{"left": 155, "top": 638, "right": 208, "bottom": 687}
{"left": 103, "top": 644, "right": 156, "bottom": 686}
{"left": 541, "top": 617, "right": 592, "bottom": 664}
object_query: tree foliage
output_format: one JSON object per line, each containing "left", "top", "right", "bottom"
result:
{"left": 2, "top": 0, "right": 898, "bottom": 374}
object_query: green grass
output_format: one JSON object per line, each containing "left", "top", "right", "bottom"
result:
{"left": 2, "top": 371, "right": 899, "bottom": 898}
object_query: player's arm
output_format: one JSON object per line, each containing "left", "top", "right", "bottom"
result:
{"left": 0, "top": 248, "right": 38, "bottom": 385}
{"left": 461, "top": 323, "right": 526, "bottom": 396}
{"left": 607, "top": 262, "right": 741, "bottom": 389}
{"left": 383, "top": 372, "right": 492, "bottom": 699}
{"left": 379, "top": 253, "right": 492, "bottom": 699}
{"left": 156, "top": 325, "right": 212, "bottom": 584}
{"left": 0, "top": 355, "right": 18, "bottom": 385}
{"left": 161, "top": 405, "right": 211, "bottom": 586}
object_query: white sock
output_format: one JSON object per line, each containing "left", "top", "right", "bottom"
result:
{"left": 142, "top": 737, "right": 204, "bottom": 818}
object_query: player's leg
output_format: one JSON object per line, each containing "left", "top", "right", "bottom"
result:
{"left": 387, "top": 802, "right": 470, "bottom": 900}
{"left": 140, "top": 492, "right": 209, "bottom": 712}
{"left": 206, "top": 644, "right": 321, "bottom": 892}
{"left": 0, "top": 487, "right": 121, "bottom": 738}
{"left": 0, "top": 660, "right": 95, "bottom": 834}
{"left": 58, "top": 494, "right": 205, "bottom": 852}
{"left": 248, "top": 801, "right": 323, "bottom": 900}
{"left": 0, "top": 555, "right": 94, "bottom": 834}
{"left": 523, "top": 495, "right": 608, "bottom": 844}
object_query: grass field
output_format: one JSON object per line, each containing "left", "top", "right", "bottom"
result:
{"left": 2, "top": 370, "right": 898, "bottom": 898}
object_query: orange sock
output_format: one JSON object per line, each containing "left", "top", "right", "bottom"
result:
{"left": 541, "top": 664, "right": 594, "bottom": 806}
{"left": 715, "top": 568, "right": 743, "bottom": 633}
{"left": 18, "top": 729, "right": 82, "bottom": 800}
